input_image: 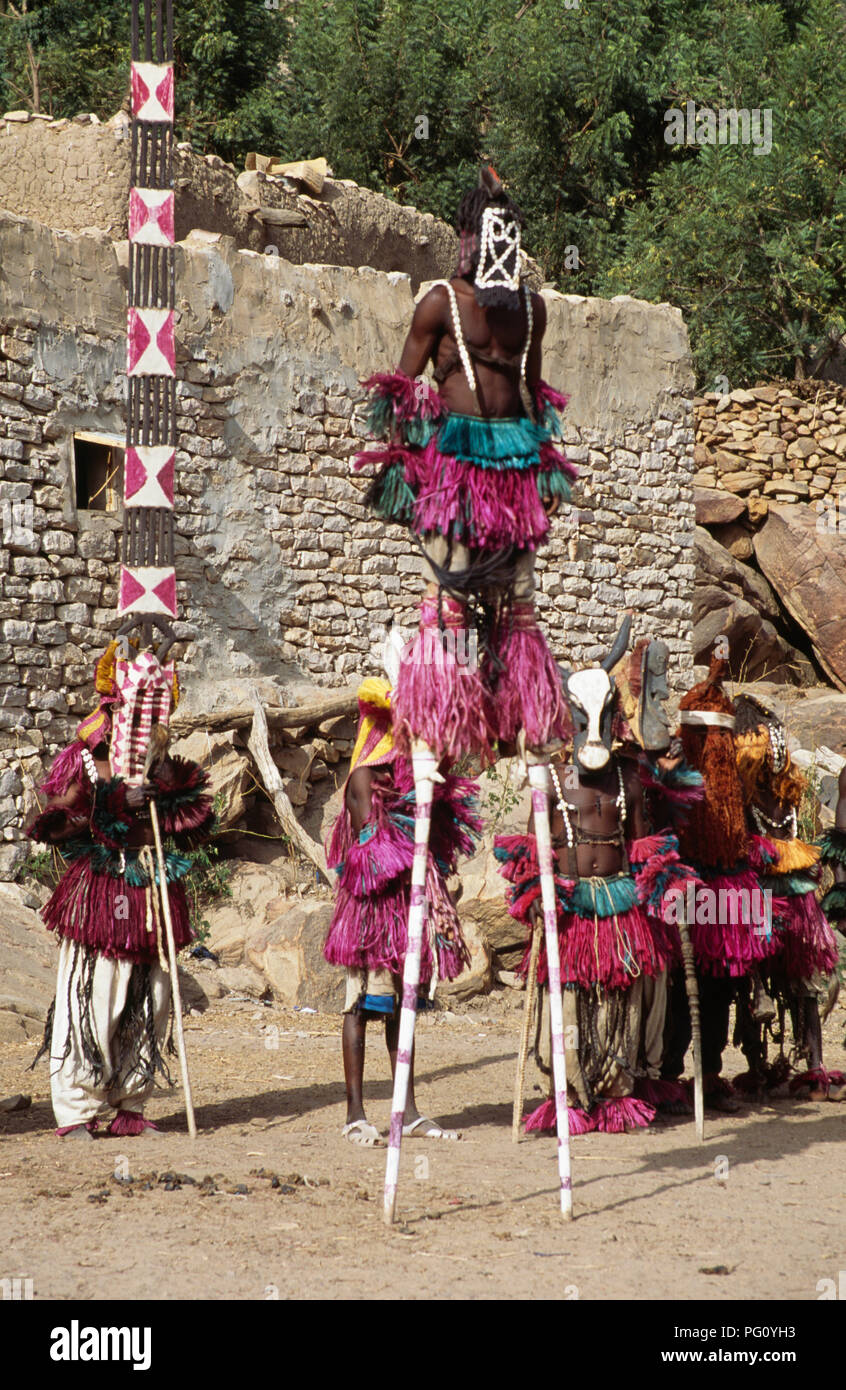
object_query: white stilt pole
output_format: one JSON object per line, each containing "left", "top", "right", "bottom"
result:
{"left": 383, "top": 742, "right": 437, "bottom": 1225}
{"left": 527, "top": 760, "right": 573, "bottom": 1219}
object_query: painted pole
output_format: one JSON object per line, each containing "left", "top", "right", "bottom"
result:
{"left": 527, "top": 760, "right": 573, "bottom": 1218}
{"left": 383, "top": 743, "right": 437, "bottom": 1225}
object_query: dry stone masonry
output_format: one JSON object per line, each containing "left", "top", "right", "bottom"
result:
{"left": 693, "top": 381, "right": 846, "bottom": 505}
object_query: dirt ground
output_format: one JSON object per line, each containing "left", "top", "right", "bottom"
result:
{"left": 1, "top": 983, "right": 844, "bottom": 1303}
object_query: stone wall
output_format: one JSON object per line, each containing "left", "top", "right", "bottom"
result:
{"left": 693, "top": 381, "right": 846, "bottom": 505}
{"left": 0, "top": 210, "right": 695, "bottom": 875}
{"left": 0, "top": 113, "right": 457, "bottom": 288}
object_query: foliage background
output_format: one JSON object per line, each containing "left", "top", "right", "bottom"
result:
{"left": 1, "top": 0, "right": 843, "bottom": 385}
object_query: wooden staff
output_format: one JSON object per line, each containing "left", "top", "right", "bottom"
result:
{"left": 148, "top": 796, "right": 197, "bottom": 1140}
{"left": 512, "top": 922, "right": 542, "bottom": 1142}
{"left": 678, "top": 918, "right": 704, "bottom": 1142}
{"left": 527, "top": 760, "right": 573, "bottom": 1219}
{"left": 383, "top": 742, "right": 437, "bottom": 1225}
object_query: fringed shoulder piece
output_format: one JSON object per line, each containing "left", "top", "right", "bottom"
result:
{"left": 638, "top": 756, "right": 705, "bottom": 830}
{"left": 818, "top": 825, "right": 846, "bottom": 867}
{"left": 628, "top": 829, "right": 701, "bottom": 919}
{"left": 403, "top": 766, "right": 482, "bottom": 873}
{"left": 26, "top": 784, "right": 89, "bottom": 845}
{"left": 39, "top": 741, "right": 85, "bottom": 799}
{"left": 769, "top": 836, "right": 820, "bottom": 875}
{"left": 336, "top": 780, "right": 416, "bottom": 899}
{"left": 533, "top": 379, "right": 570, "bottom": 431}
{"left": 494, "top": 833, "right": 548, "bottom": 922}
{"left": 148, "top": 757, "right": 214, "bottom": 837}
{"left": 361, "top": 371, "right": 446, "bottom": 446}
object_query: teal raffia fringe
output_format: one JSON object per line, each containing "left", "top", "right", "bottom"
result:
{"left": 820, "top": 883, "right": 846, "bottom": 920}
{"left": 571, "top": 874, "right": 640, "bottom": 917}
{"left": 760, "top": 871, "right": 819, "bottom": 898}
{"left": 434, "top": 413, "right": 552, "bottom": 470}
{"left": 61, "top": 839, "right": 193, "bottom": 885}
{"left": 355, "top": 372, "right": 576, "bottom": 550}
{"left": 818, "top": 827, "right": 846, "bottom": 866}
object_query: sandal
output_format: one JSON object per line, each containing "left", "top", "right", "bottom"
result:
{"left": 342, "top": 1119, "right": 384, "bottom": 1147}
{"left": 401, "top": 1116, "right": 460, "bottom": 1140}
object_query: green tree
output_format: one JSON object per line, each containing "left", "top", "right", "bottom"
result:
{"left": 599, "top": 0, "right": 846, "bottom": 385}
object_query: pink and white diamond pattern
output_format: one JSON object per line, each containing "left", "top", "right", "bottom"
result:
{"left": 131, "top": 62, "right": 174, "bottom": 123}
{"left": 127, "top": 307, "right": 175, "bottom": 377}
{"left": 111, "top": 651, "right": 174, "bottom": 783}
{"left": 124, "top": 445, "right": 175, "bottom": 509}
{"left": 118, "top": 565, "right": 178, "bottom": 619}
{"left": 129, "top": 188, "right": 175, "bottom": 246}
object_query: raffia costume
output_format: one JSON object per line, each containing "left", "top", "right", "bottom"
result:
{"left": 661, "top": 660, "right": 776, "bottom": 1101}
{"left": 26, "top": 644, "right": 213, "bottom": 1135}
{"left": 733, "top": 698, "right": 842, "bottom": 1097}
{"left": 495, "top": 633, "right": 702, "bottom": 1133}
{"left": 323, "top": 679, "right": 481, "bottom": 1013}
{"left": 355, "top": 242, "right": 576, "bottom": 762}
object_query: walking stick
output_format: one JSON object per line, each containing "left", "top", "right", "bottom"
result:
{"left": 148, "top": 797, "right": 197, "bottom": 1140}
{"left": 383, "top": 742, "right": 437, "bottom": 1225}
{"left": 678, "top": 917, "right": 704, "bottom": 1142}
{"left": 512, "top": 922, "right": 542, "bottom": 1142}
{"left": 527, "top": 759, "right": 573, "bottom": 1218}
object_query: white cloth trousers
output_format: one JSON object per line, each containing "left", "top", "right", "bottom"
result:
{"left": 50, "top": 938, "right": 171, "bottom": 1129}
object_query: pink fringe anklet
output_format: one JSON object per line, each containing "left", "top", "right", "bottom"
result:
{"left": 490, "top": 603, "right": 570, "bottom": 747}
{"left": 106, "top": 1110, "right": 159, "bottom": 1137}
{"left": 392, "top": 595, "right": 493, "bottom": 761}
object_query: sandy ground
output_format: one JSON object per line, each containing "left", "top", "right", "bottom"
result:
{"left": 1, "top": 985, "right": 844, "bottom": 1303}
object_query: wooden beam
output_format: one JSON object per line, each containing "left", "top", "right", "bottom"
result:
{"left": 169, "top": 689, "right": 358, "bottom": 736}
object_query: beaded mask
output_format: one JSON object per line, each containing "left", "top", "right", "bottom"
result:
{"left": 474, "top": 207, "right": 523, "bottom": 308}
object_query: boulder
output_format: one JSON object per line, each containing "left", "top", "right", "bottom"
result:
{"left": 0, "top": 882, "right": 56, "bottom": 1039}
{"left": 777, "top": 692, "right": 846, "bottom": 760}
{"left": 721, "top": 470, "right": 765, "bottom": 494}
{"left": 695, "top": 526, "right": 778, "bottom": 617}
{"left": 694, "top": 487, "right": 747, "bottom": 526}
{"left": 246, "top": 899, "right": 344, "bottom": 1011}
{"left": 177, "top": 965, "right": 211, "bottom": 1014}
{"left": 456, "top": 846, "right": 526, "bottom": 954}
{"left": 693, "top": 529, "right": 815, "bottom": 683}
{"left": 215, "top": 963, "right": 271, "bottom": 998}
{"left": 169, "top": 730, "right": 253, "bottom": 830}
{"left": 203, "top": 860, "right": 302, "bottom": 965}
{"left": 753, "top": 503, "right": 846, "bottom": 690}
{"left": 692, "top": 588, "right": 813, "bottom": 685}
{"left": 708, "top": 520, "right": 754, "bottom": 561}
{"left": 203, "top": 904, "right": 248, "bottom": 965}
{"left": 436, "top": 915, "right": 493, "bottom": 1003}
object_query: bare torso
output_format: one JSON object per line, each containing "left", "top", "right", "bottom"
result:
{"left": 542, "top": 759, "right": 646, "bottom": 878}
{"left": 397, "top": 278, "right": 546, "bottom": 419}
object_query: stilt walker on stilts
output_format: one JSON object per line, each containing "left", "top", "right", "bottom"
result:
{"left": 352, "top": 167, "right": 576, "bottom": 1221}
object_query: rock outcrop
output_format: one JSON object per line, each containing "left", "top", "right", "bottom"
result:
{"left": 753, "top": 504, "right": 846, "bottom": 691}
{"left": 693, "top": 527, "right": 814, "bottom": 684}
{"left": 0, "top": 882, "right": 54, "bottom": 1041}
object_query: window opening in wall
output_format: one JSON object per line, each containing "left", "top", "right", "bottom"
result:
{"left": 73, "top": 433, "right": 124, "bottom": 512}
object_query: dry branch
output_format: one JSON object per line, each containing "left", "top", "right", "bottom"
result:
{"left": 245, "top": 693, "right": 330, "bottom": 884}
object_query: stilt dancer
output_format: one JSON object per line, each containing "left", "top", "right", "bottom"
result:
{"left": 353, "top": 167, "right": 576, "bottom": 1219}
